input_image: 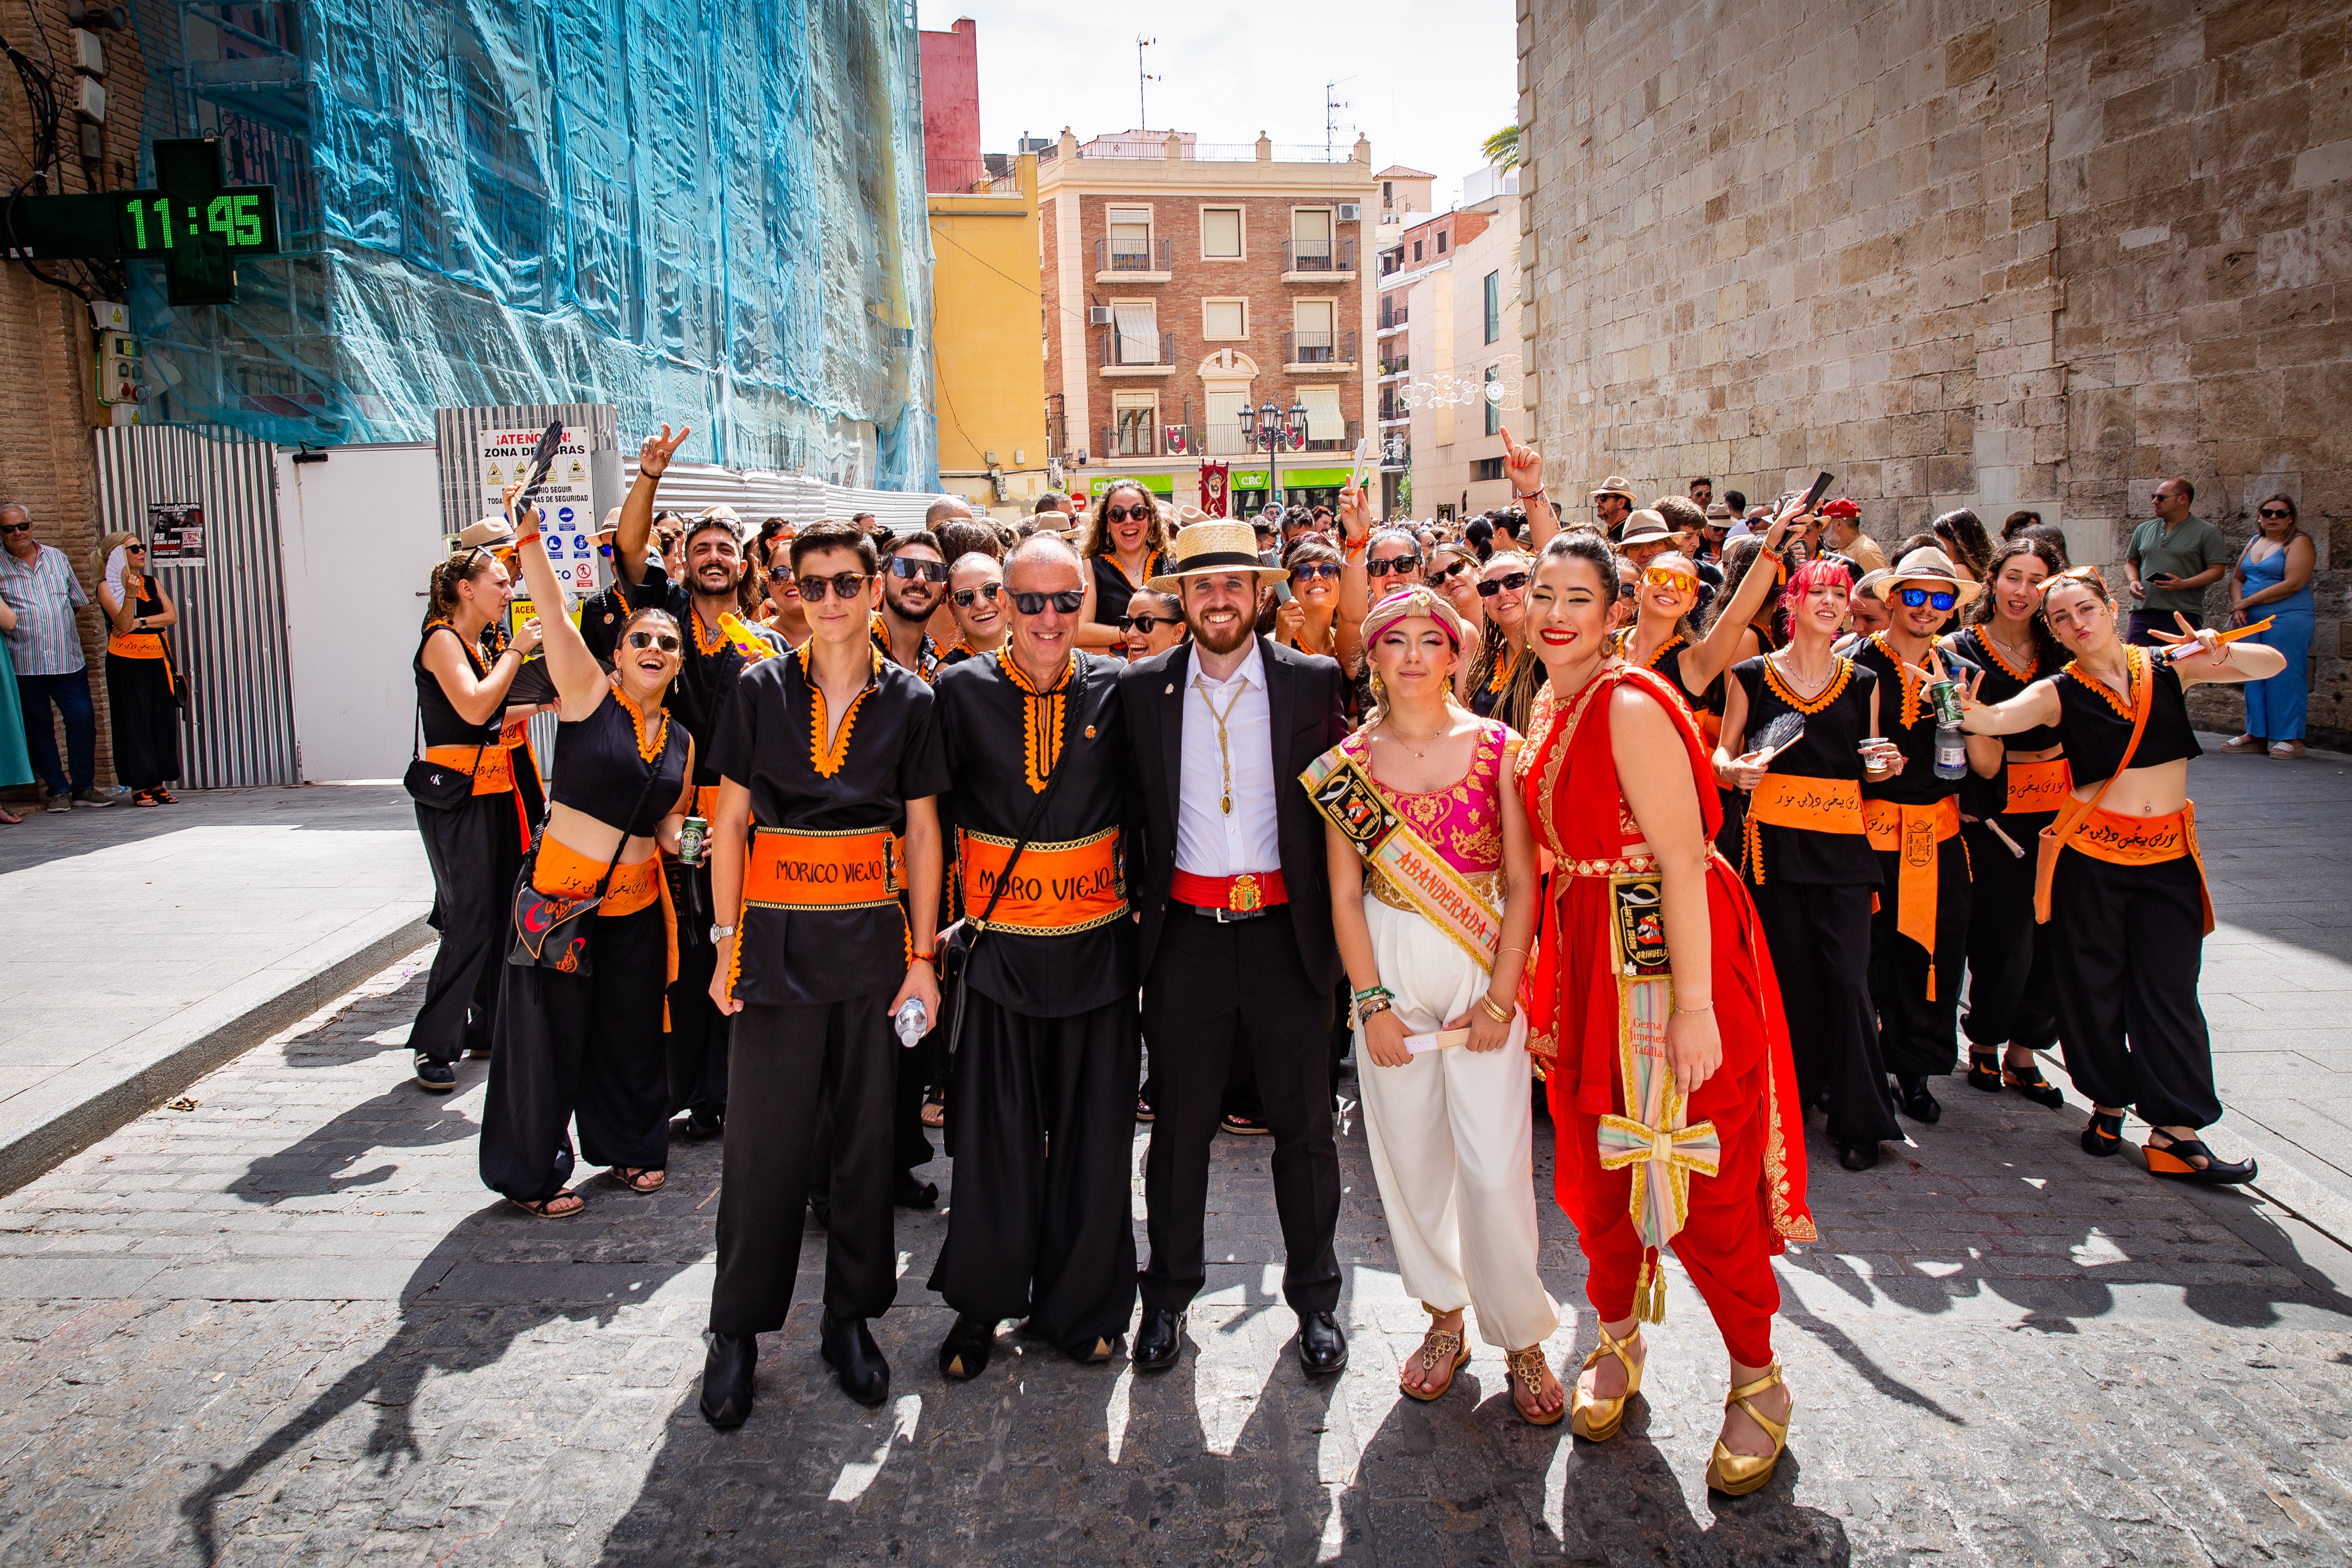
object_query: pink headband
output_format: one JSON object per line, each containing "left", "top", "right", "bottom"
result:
{"left": 1361, "top": 586, "right": 1470, "bottom": 653}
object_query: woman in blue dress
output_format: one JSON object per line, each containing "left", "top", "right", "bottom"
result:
{"left": 2222, "top": 493, "right": 2316, "bottom": 760}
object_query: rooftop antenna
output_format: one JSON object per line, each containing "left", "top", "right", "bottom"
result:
{"left": 1137, "top": 37, "right": 1160, "bottom": 130}
{"left": 1324, "top": 76, "right": 1355, "bottom": 158}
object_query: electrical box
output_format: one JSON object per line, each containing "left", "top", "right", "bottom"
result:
{"left": 71, "top": 28, "right": 106, "bottom": 76}
{"left": 74, "top": 78, "right": 105, "bottom": 123}
{"left": 96, "top": 330, "right": 139, "bottom": 405}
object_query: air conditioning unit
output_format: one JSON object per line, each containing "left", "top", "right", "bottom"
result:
{"left": 1336, "top": 203, "right": 1361, "bottom": 223}
{"left": 1088, "top": 306, "right": 1114, "bottom": 326}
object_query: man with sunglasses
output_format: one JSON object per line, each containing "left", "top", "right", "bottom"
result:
{"left": 873, "top": 532, "right": 948, "bottom": 682}
{"left": 927, "top": 533, "right": 1140, "bottom": 1377}
{"left": 699, "top": 519, "right": 948, "bottom": 1426}
{"left": 611, "top": 427, "right": 787, "bottom": 1142}
{"left": 0, "top": 504, "right": 110, "bottom": 812}
{"left": 941, "top": 554, "right": 1008, "bottom": 664}
{"left": 2124, "top": 478, "right": 2227, "bottom": 646}
{"left": 1853, "top": 548, "right": 2003, "bottom": 1133}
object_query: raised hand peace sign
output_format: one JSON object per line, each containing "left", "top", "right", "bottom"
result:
{"left": 639, "top": 423, "right": 694, "bottom": 479}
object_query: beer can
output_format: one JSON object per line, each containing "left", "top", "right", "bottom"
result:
{"left": 678, "top": 815, "right": 708, "bottom": 866}
{"left": 1929, "top": 679, "right": 1965, "bottom": 725}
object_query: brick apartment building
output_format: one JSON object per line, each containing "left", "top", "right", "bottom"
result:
{"left": 1039, "top": 129, "right": 1378, "bottom": 519}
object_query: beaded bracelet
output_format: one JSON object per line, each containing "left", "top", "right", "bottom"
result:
{"left": 1356, "top": 995, "right": 1394, "bottom": 1020}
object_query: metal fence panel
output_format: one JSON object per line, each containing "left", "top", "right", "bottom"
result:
{"left": 91, "top": 425, "right": 300, "bottom": 788}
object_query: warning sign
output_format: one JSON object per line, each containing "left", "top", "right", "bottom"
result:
{"left": 477, "top": 426, "right": 597, "bottom": 603}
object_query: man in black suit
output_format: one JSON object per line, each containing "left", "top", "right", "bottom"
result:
{"left": 1117, "top": 520, "right": 1352, "bottom": 1377}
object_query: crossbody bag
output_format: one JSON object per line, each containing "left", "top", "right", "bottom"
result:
{"left": 507, "top": 737, "right": 671, "bottom": 975}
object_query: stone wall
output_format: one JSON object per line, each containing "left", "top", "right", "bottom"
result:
{"left": 1519, "top": 0, "right": 2352, "bottom": 741}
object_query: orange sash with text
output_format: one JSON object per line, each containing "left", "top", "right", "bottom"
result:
{"left": 1863, "top": 795, "right": 1963, "bottom": 993}
{"left": 2004, "top": 757, "right": 2072, "bottom": 815}
{"left": 959, "top": 827, "right": 1127, "bottom": 936}
{"left": 2069, "top": 803, "right": 2214, "bottom": 934}
{"left": 1738, "top": 773, "right": 1865, "bottom": 884}
{"left": 743, "top": 827, "right": 902, "bottom": 909}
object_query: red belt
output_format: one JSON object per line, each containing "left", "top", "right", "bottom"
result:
{"left": 1172, "top": 867, "right": 1287, "bottom": 917}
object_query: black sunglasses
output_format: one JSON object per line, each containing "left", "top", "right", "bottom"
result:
{"left": 1366, "top": 554, "right": 1422, "bottom": 577}
{"left": 1477, "top": 572, "right": 1531, "bottom": 598}
{"left": 2258, "top": 507, "right": 2292, "bottom": 519}
{"left": 951, "top": 583, "right": 1004, "bottom": 606}
{"left": 624, "top": 629, "right": 682, "bottom": 652}
{"left": 797, "top": 571, "right": 870, "bottom": 602}
{"left": 768, "top": 565, "right": 796, "bottom": 582}
{"left": 0, "top": 520, "right": 31, "bottom": 534}
{"left": 1102, "top": 504, "right": 1152, "bottom": 524}
{"left": 1009, "top": 589, "right": 1086, "bottom": 615}
{"left": 885, "top": 556, "right": 949, "bottom": 583}
{"left": 1291, "top": 562, "right": 1342, "bottom": 582}
{"left": 1897, "top": 587, "right": 1958, "bottom": 611}
{"left": 1118, "top": 613, "right": 1176, "bottom": 633}
{"left": 1431, "top": 558, "right": 1472, "bottom": 582}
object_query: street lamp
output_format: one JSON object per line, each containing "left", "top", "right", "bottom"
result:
{"left": 1249, "top": 397, "right": 1312, "bottom": 516}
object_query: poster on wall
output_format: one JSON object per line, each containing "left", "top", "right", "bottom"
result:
{"left": 146, "top": 501, "right": 207, "bottom": 566}
{"left": 477, "top": 426, "right": 597, "bottom": 604}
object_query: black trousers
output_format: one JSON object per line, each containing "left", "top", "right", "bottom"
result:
{"left": 478, "top": 903, "right": 671, "bottom": 1204}
{"left": 1962, "top": 815, "right": 2061, "bottom": 1053}
{"left": 666, "top": 942, "right": 729, "bottom": 1121}
{"left": 105, "top": 652, "right": 180, "bottom": 790}
{"left": 928, "top": 993, "right": 1140, "bottom": 1349}
{"left": 710, "top": 993, "right": 898, "bottom": 1334}
{"left": 411, "top": 793, "right": 522, "bottom": 1063}
{"left": 1139, "top": 911, "right": 1341, "bottom": 1316}
{"left": 1870, "top": 837, "right": 1972, "bottom": 1079}
{"left": 1752, "top": 878, "right": 1901, "bottom": 1148}
{"left": 2048, "top": 850, "right": 2222, "bottom": 1128}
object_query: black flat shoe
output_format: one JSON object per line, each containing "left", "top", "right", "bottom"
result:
{"left": 821, "top": 1310, "right": 890, "bottom": 1407}
{"left": 2081, "top": 1111, "right": 2124, "bottom": 1157}
{"left": 938, "top": 1313, "right": 995, "bottom": 1380}
{"left": 1296, "top": 1311, "right": 1349, "bottom": 1377}
{"left": 1967, "top": 1052, "right": 2004, "bottom": 1093}
{"left": 1894, "top": 1077, "right": 1943, "bottom": 1124}
{"left": 700, "top": 1331, "right": 756, "bottom": 1429}
{"left": 894, "top": 1171, "right": 939, "bottom": 1209}
{"left": 413, "top": 1053, "right": 456, "bottom": 1093}
{"left": 1068, "top": 1333, "right": 1122, "bottom": 1365}
{"left": 2002, "top": 1059, "right": 2066, "bottom": 1110}
{"left": 1132, "top": 1308, "right": 1184, "bottom": 1371}
{"left": 1838, "top": 1141, "right": 1881, "bottom": 1171}
{"left": 2144, "top": 1135, "right": 2258, "bottom": 1186}
{"left": 678, "top": 1108, "right": 724, "bottom": 1139}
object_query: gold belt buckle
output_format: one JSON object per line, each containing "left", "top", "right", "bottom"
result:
{"left": 1227, "top": 873, "right": 1262, "bottom": 914}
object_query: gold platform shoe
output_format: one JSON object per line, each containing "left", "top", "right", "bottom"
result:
{"left": 1567, "top": 1322, "right": 1644, "bottom": 1442}
{"left": 1704, "top": 1362, "right": 1791, "bottom": 1496}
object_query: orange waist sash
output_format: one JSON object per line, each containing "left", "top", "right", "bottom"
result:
{"left": 2005, "top": 758, "right": 2072, "bottom": 815}
{"left": 1863, "top": 796, "right": 1963, "bottom": 992}
{"left": 423, "top": 742, "right": 516, "bottom": 796}
{"left": 960, "top": 827, "right": 1127, "bottom": 936}
{"left": 2064, "top": 802, "right": 2214, "bottom": 935}
{"left": 1739, "top": 774, "right": 1865, "bottom": 884}
{"left": 532, "top": 835, "right": 663, "bottom": 917}
{"left": 744, "top": 827, "right": 901, "bottom": 909}
{"left": 108, "top": 631, "right": 165, "bottom": 659}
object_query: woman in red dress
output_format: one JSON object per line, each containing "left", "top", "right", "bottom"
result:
{"left": 1516, "top": 530, "right": 1816, "bottom": 1495}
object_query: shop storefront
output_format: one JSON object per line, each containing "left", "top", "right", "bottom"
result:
{"left": 1230, "top": 466, "right": 1351, "bottom": 519}
{"left": 1086, "top": 473, "right": 1177, "bottom": 499}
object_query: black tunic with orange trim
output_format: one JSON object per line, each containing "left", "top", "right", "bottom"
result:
{"left": 1728, "top": 653, "right": 1881, "bottom": 886}
{"left": 934, "top": 651, "right": 1137, "bottom": 1018}
{"left": 1087, "top": 551, "right": 1170, "bottom": 633}
{"left": 622, "top": 564, "right": 787, "bottom": 788}
{"left": 709, "top": 645, "right": 950, "bottom": 1007}
{"left": 2053, "top": 653, "right": 2201, "bottom": 783}
{"left": 1624, "top": 631, "right": 1726, "bottom": 731}
{"left": 1853, "top": 633, "right": 1981, "bottom": 809}
{"left": 1944, "top": 625, "right": 2058, "bottom": 819}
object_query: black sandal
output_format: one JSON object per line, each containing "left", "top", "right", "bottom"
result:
{"left": 2002, "top": 1057, "right": 2066, "bottom": 1110}
{"left": 2143, "top": 1134, "right": 2257, "bottom": 1186}
{"left": 611, "top": 1166, "right": 666, "bottom": 1194}
{"left": 1967, "top": 1051, "right": 2004, "bottom": 1093}
{"left": 2080, "top": 1111, "right": 2124, "bottom": 1157}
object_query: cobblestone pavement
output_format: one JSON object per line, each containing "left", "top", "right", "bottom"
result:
{"left": 3, "top": 952, "right": 2351, "bottom": 1568}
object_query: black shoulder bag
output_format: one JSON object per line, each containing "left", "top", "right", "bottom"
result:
{"left": 937, "top": 655, "right": 1086, "bottom": 1060}
{"left": 507, "top": 737, "right": 671, "bottom": 976}
{"left": 404, "top": 708, "right": 491, "bottom": 812}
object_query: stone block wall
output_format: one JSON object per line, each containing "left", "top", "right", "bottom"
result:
{"left": 1520, "top": 0, "right": 2351, "bottom": 741}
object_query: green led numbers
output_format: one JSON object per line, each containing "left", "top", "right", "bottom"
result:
{"left": 233, "top": 194, "right": 261, "bottom": 246}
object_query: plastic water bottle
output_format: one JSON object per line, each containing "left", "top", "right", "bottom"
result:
{"left": 1934, "top": 723, "right": 1967, "bottom": 780}
{"left": 893, "top": 998, "right": 928, "bottom": 1049}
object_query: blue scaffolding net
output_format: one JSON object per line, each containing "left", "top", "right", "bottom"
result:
{"left": 126, "top": 0, "right": 937, "bottom": 488}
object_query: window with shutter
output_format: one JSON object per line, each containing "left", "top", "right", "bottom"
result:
{"left": 1300, "top": 385, "right": 1343, "bottom": 441}
{"left": 1201, "top": 208, "right": 1243, "bottom": 258}
{"left": 1114, "top": 302, "right": 1160, "bottom": 363}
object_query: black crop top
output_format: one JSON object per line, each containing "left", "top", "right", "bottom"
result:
{"left": 414, "top": 624, "right": 502, "bottom": 749}
{"left": 2054, "top": 651, "right": 2200, "bottom": 787}
{"left": 1728, "top": 654, "right": 1881, "bottom": 888}
{"left": 1945, "top": 627, "right": 2059, "bottom": 750}
{"left": 548, "top": 690, "right": 689, "bottom": 835}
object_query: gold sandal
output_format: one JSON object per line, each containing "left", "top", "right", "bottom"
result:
{"left": 1506, "top": 1345, "right": 1564, "bottom": 1426}
{"left": 1398, "top": 1306, "right": 1470, "bottom": 1402}
{"left": 1705, "top": 1362, "right": 1791, "bottom": 1496}
{"left": 1568, "top": 1321, "right": 1643, "bottom": 1441}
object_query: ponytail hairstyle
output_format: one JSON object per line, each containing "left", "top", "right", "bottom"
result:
{"left": 423, "top": 547, "right": 501, "bottom": 636}
{"left": 1967, "top": 536, "right": 2066, "bottom": 667}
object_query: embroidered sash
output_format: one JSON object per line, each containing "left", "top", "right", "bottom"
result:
{"left": 1302, "top": 747, "right": 1505, "bottom": 971}
{"left": 958, "top": 826, "right": 1127, "bottom": 936}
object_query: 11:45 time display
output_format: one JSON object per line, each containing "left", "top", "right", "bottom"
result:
{"left": 119, "top": 192, "right": 271, "bottom": 254}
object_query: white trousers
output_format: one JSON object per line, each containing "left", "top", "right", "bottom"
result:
{"left": 1354, "top": 895, "right": 1560, "bottom": 1350}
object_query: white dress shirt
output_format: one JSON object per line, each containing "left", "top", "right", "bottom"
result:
{"left": 1175, "top": 639, "right": 1283, "bottom": 878}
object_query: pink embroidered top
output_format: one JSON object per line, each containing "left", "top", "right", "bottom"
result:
{"left": 1338, "top": 718, "right": 1510, "bottom": 876}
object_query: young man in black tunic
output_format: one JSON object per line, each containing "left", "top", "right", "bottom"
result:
{"left": 929, "top": 533, "right": 1140, "bottom": 1377}
{"left": 1852, "top": 547, "right": 2001, "bottom": 1129}
{"left": 611, "top": 425, "right": 787, "bottom": 1139}
{"left": 698, "top": 520, "right": 946, "bottom": 1426}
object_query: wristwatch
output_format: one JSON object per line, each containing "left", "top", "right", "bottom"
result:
{"left": 708, "top": 923, "right": 735, "bottom": 944}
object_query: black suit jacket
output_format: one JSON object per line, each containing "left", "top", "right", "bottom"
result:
{"left": 1119, "top": 636, "right": 1351, "bottom": 990}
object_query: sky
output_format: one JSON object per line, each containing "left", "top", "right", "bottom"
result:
{"left": 915, "top": 0, "right": 1519, "bottom": 208}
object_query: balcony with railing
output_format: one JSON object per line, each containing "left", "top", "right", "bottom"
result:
{"left": 1378, "top": 355, "right": 1410, "bottom": 380}
{"left": 1282, "top": 237, "right": 1357, "bottom": 280}
{"left": 1379, "top": 394, "right": 1410, "bottom": 424}
{"left": 1095, "top": 236, "right": 1172, "bottom": 282}
{"left": 1378, "top": 301, "right": 1408, "bottom": 334}
{"left": 1284, "top": 330, "right": 1358, "bottom": 371}
{"left": 1303, "top": 418, "right": 1363, "bottom": 455}
{"left": 1100, "top": 330, "right": 1177, "bottom": 374}
{"left": 1101, "top": 422, "right": 1201, "bottom": 460}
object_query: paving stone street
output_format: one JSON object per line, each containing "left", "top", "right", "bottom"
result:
{"left": 2, "top": 754, "right": 2351, "bottom": 1566}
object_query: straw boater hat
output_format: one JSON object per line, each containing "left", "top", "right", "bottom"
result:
{"left": 456, "top": 516, "right": 515, "bottom": 551}
{"left": 1880, "top": 546, "right": 1982, "bottom": 606}
{"left": 1589, "top": 475, "right": 1639, "bottom": 504}
{"left": 1146, "top": 520, "right": 1289, "bottom": 591}
{"left": 1615, "top": 509, "right": 1677, "bottom": 549}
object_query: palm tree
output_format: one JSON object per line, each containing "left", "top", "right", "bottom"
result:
{"left": 1481, "top": 123, "right": 1521, "bottom": 172}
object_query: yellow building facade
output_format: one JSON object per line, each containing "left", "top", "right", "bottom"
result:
{"left": 928, "top": 153, "right": 1050, "bottom": 520}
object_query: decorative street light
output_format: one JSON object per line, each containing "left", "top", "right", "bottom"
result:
{"left": 1248, "top": 397, "right": 1312, "bottom": 516}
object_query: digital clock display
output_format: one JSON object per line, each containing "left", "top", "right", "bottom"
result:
{"left": 0, "top": 137, "right": 280, "bottom": 305}
{"left": 118, "top": 193, "right": 272, "bottom": 253}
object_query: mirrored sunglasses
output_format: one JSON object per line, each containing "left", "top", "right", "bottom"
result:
{"left": 951, "top": 583, "right": 1005, "bottom": 607}
{"left": 1897, "top": 587, "right": 1958, "bottom": 611}
{"left": 1009, "top": 589, "right": 1086, "bottom": 615}
{"left": 797, "top": 572, "right": 870, "bottom": 602}
{"left": 885, "top": 556, "right": 949, "bottom": 583}
{"left": 1644, "top": 567, "right": 1698, "bottom": 595}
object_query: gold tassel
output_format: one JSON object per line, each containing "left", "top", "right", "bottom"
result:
{"left": 1635, "top": 1249, "right": 1667, "bottom": 1324}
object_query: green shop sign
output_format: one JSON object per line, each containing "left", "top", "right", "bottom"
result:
{"left": 1232, "top": 468, "right": 1349, "bottom": 489}
{"left": 1087, "top": 474, "right": 1176, "bottom": 497}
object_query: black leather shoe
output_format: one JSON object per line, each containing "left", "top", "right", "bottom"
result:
{"left": 1295, "top": 1311, "right": 1349, "bottom": 1377}
{"left": 821, "top": 1310, "right": 890, "bottom": 1407}
{"left": 678, "top": 1108, "right": 724, "bottom": 1139}
{"left": 1838, "top": 1141, "right": 1882, "bottom": 1171}
{"left": 1131, "top": 1308, "right": 1184, "bottom": 1371}
{"left": 1895, "top": 1076, "right": 1943, "bottom": 1124}
{"left": 699, "top": 1331, "right": 756, "bottom": 1429}
{"left": 938, "top": 1313, "right": 995, "bottom": 1381}
{"left": 894, "top": 1171, "right": 939, "bottom": 1209}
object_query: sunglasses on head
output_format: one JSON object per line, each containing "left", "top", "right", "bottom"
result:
{"left": 1366, "top": 554, "right": 1422, "bottom": 577}
{"left": 797, "top": 571, "right": 870, "bottom": 602}
{"left": 1117, "top": 613, "right": 1176, "bottom": 633}
{"left": 2259, "top": 507, "right": 2292, "bottom": 519}
{"left": 885, "top": 556, "right": 948, "bottom": 583}
{"left": 1477, "top": 571, "right": 1531, "bottom": 598}
{"left": 1897, "top": 587, "right": 1958, "bottom": 611}
{"left": 1009, "top": 589, "right": 1086, "bottom": 615}
{"left": 1102, "top": 504, "right": 1151, "bottom": 524}
{"left": 1291, "top": 561, "right": 1342, "bottom": 582}
{"left": 951, "top": 583, "right": 1004, "bottom": 606}
{"left": 625, "top": 629, "right": 682, "bottom": 652}
{"left": 1644, "top": 567, "right": 1698, "bottom": 594}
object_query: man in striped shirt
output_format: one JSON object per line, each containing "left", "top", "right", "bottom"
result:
{"left": 0, "top": 505, "right": 111, "bottom": 812}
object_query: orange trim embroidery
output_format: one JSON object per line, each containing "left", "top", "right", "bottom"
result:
{"left": 1866, "top": 634, "right": 1923, "bottom": 727}
{"left": 1001, "top": 649, "right": 1072, "bottom": 793}
{"left": 1971, "top": 627, "right": 2037, "bottom": 684}
{"left": 2062, "top": 645, "right": 2143, "bottom": 722}
{"left": 608, "top": 686, "right": 672, "bottom": 764}
{"left": 1760, "top": 652, "right": 1855, "bottom": 717}
{"left": 691, "top": 607, "right": 727, "bottom": 657}
{"left": 800, "top": 640, "right": 884, "bottom": 779}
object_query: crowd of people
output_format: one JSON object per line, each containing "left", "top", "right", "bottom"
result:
{"left": 370, "top": 422, "right": 2297, "bottom": 1497}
